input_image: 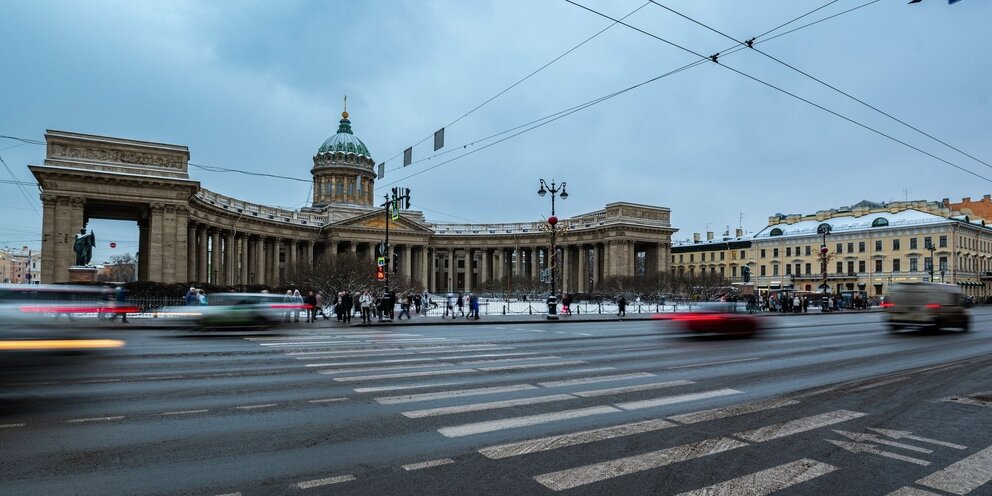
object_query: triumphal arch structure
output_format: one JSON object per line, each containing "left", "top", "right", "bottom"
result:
{"left": 31, "top": 112, "right": 676, "bottom": 293}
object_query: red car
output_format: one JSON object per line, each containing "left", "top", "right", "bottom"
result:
{"left": 667, "top": 302, "right": 764, "bottom": 336}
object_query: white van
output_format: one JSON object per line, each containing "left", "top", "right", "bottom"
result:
{"left": 884, "top": 282, "right": 969, "bottom": 332}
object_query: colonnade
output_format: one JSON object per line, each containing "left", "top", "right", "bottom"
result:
{"left": 187, "top": 223, "right": 324, "bottom": 287}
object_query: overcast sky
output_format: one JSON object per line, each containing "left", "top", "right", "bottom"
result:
{"left": 1, "top": 0, "right": 990, "bottom": 264}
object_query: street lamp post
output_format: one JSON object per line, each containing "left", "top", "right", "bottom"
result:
{"left": 817, "top": 224, "right": 831, "bottom": 296}
{"left": 538, "top": 179, "right": 567, "bottom": 320}
{"left": 926, "top": 241, "right": 936, "bottom": 282}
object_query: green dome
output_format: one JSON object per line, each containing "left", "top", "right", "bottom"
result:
{"left": 318, "top": 113, "right": 371, "bottom": 158}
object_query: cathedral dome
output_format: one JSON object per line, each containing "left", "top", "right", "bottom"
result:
{"left": 317, "top": 111, "right": 371, "bottom": 158}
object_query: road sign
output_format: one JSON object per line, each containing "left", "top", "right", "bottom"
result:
{"left": 110, "top": 242, "right": 117, "bottom": 248}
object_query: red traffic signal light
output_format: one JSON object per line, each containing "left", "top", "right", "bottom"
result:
{"left": 376, "top": 266, "right": 386, "bottom": 281}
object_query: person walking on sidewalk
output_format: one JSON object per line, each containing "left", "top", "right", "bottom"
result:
{"left": 456, "top": 293, "right": 465, "bottom": 317}
{"left": 305, "top": 291, "right": 318, "bottom": 323}
{"left": 444, "top": 293, "right": 456, "bottom": 319}
{"left": 617, "top": 295, "right": 627, "bottom": 317}
{"left": 359, "top": 291, "right": 372, "bottom": 323}
{"left": 341, "top": 291, "right": 353, "bottom": 324}
{"left": 398, "top": 293, "right": 411, "bottom": 320}
{"left": 468, "top": 292, "right": 480, "bottom": 320}
{"left": 109, "top": 285, "right": 129, "bottom": 323}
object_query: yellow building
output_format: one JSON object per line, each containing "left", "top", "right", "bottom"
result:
{"left": 674, "top": 200, "right": 989, "bottom": 299}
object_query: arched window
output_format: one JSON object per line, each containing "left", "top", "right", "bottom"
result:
{"left": 769, "top": 228, "right": 783, "bottom": 236}
{"left": 872, "top": 217, "right": 889, "bottom": 227}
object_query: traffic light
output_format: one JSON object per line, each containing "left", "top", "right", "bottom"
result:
{"left": 376, "top": 265, "right": 385, "bottom": 281}
{"left": 404, "top": 188, "right": 411, "bottom": 209}
{"left": 392, "top": 252, "right": 399, "bottom": 274}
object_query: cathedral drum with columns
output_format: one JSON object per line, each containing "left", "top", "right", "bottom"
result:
{"left": 30, "top": 110, "right": 677, "bottom": 293}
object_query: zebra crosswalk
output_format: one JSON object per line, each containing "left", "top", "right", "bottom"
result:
{"left": 244, "top": 327, "right": 874, "bottom": 494}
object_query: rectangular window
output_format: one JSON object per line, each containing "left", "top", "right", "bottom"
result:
{"left": 836, "top": 261, "right": 843, "bottom": 273}
{"left": 859, "top": 242, "right": 865, "bottom": 253}
{"left": 910, "top": 258, "right": 918, "bottom": 272}
{"left": 760, "top": 265, "right": 766, "bottom": 276}
{"left": 805, "top": 246, "right": 811, "bottom": 256}
{"left": 785, "top": 264, "right": 791, "bottom": 275}
{"left": 875, "top": 259, "right": 883, "bottom": 272}
{"left": 773, "top": 265, "right": 779, "bottom": 276}
{"left": 690, "top": 254, "right": 694, "bottom": 262}
{"left": 710, "top": 252, "right": 715, "bottom": 261}
{"left": 356, "top": 175, "right": 363, "bottom": 194}
{"left": 805, "top": 263, "right": 811, "bottom": 274}
{"left": 786, "top": 247, "right": 792, "bottom": 257}
{"left": 732, "top": 266, "right": 737, "bottom": 278}
{"left": 939, "top": 236, "right": 947, "bottom": 248}
{"left": 761, "top": 249, "right": 766, "bottom": 258}
{"left": 893, "top": 259, "right": 901, "bottom": 272}
{"left": 859, "top": 260, "right": 866, "bottom": 273}
{"left": 939, "top": 256, "right": 948, "bottom": 271}
{"left": 847, "top": 242, "right": 854, "bottom": 253}
{"left": 910, "top": 237, "right": 918, "bottom": 250}
{"left": 740, "top": 250, "right": 746, "bottom": 259}
{"left": 720, "top": 252, "right": 725, "bottom": 260}
{"left": 773, "top": 248, "right": 779, "bottom": 257}
{"left": 795, "top": 263, "right": 801, "bottom": 275}
{"left": 847, "top": 261, "right": 854, "bottom": 274}
{"left": 924, "top": 236, "right": 933, "bottom": 249}
{"left": 719, "top": 267, "right": 725, "bottom": 276}
{"left": 679, "top": 254, "right": 683, "bottom": 262}
{"left": 836, "top": 243, "right": 843, "bottom": 254}
{"left": 875, "top": 240, "right": 882, "bottom": 251}
{"left": 893, "top": 239, "right": 901, "bottom": 250}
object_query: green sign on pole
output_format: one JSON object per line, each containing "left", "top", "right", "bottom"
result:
{"left": 391, "top": 199, "right": 400, "bottom": 220}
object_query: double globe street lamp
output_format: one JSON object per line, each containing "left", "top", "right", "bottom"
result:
{"left": 538, "top": 179, "right": 567, "bottom": 320}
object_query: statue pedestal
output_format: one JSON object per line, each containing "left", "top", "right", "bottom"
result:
{"left": 69, "top": 266, "right": 99, "bottom": 283}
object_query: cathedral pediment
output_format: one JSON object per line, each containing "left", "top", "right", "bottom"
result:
{"left": 332, "top": 210, "right": 434, "bottom": 233}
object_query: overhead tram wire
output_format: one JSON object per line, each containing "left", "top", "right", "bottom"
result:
{"left": 566, "top": 0, "right": 992, "bottom": 184}
{"left": 648, "top": 0, "right": 992, "bottom": 171}
{"left": 378, "top": 1, "right": 652, "bottom": 171}
{"left": 376, "top": 0, "right": 884, "bottom": 189}
{"left": 188, "top": 162, "right": 312, "bottom": 183}
{"left": 0, "top": 153, "right": 40, "bottom": 217}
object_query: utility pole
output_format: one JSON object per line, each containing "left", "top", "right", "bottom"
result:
{"left": 380, "top": 187, "right": 411, "bottom": 294}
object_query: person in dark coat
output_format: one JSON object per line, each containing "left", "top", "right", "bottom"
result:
{"left": 305, "top": 291, "right": 318, "bottom": 322}
{"left": 341, "top": 291, "right": 353, "bottom": 324}
{"left": 617, "top": 295, "right": 627, "bottom": 317}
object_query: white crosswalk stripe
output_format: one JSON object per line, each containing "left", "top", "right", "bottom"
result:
{"left": 674, "top": 458, "right": 837, "bottom": 496}
{"left": 479, "top": 419, "right": 676, "bottom": 460}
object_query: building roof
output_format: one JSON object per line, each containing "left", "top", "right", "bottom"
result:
{"left": 755, "top": 209, "right": 952, "bottom": 239}
{"left": 317, "top": 111, "right": 371, "bottom": 158}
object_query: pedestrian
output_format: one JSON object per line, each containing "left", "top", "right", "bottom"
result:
{"left": 109, "top": 285, "right": 129, "bottom": 323}
{"left": 341, "top": 291, "right": 355, "bottom": 324}
{"left": 292, "top": 289, "right": 303, "bottom": 322}
{"left": 398, "top": 293, "right": 411, "bottom": 320}
{"left": 793, "top": 295, "right": 801, "bottom": 314}
{"left": 198, "top": 289, "right": 208, "bottom": 305}
{"left": 617, "top": 295, "right": 627, "bottom": 317}
{"left": 469, "top": 292, "right": 480, "bottom": 320}
{"left": 185, "top": 287, "right": 198, "bottom": 306}
{"left": 414, "top": 294, "right": 422, "bottom": 314}
{"left": 802, "top": 296, "right": 809, "bottom": 313}
{"left": 444, "top": 293, "right": 456, "bottom": 318}
{"left": 456, "top": 293, "right": 465, "bottom": 317}
{"left": 315, "top": 292, "right": 328, "bottom": 320}
{"left": 305, "top": 290, "right": 318, "bottom": 322}
{"left": 359, "top": 291, "right": 372, "bottom": 323}
{"left": 283, "top": 290, "right": 293, "bottom": 321}
{"left": 562, "top": 293, "right": 572, "bottom": 315}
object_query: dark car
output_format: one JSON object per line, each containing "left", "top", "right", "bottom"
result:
{"left": 668, "top": 301, "right": 765, "bottom": 336}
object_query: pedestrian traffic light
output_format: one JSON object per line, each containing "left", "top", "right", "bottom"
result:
{"left": 376, "top": 265, "right": 385, "bottom": 281}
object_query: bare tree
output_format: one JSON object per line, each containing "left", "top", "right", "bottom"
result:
{"left": 99, "top": 253, "right": 137, "bottom": 282}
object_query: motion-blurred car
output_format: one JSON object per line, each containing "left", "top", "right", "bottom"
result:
{"left": 186, "top": 292, "right": 305, "bottom": 330}
{"left": 667, "top": 301, "right": 765, "bottom": 336}
{"left": 884, "top": 282, "right": 969, "bottom": 332}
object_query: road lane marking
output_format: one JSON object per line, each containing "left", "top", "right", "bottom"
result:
{"left": 353, "top": 381, "right": 463, "bottom": 393}
{"left": 459, "top": 355, "right": 560, "bottom": 365}
{"left": 311, "top": 363, "right": 458, "bottom": 374}
{"left": 402, "top": 394, "right": 576, "bottom": 418}
{"left": 79, "top": 378, "right": 121, "bottom": 384}
{"left": 331, "top": 368, "right": 478, "bottom": 382}
{"left": 573, "top": 380, "right": 694, "bottom": 398}
{"left": 309, "top": 398, "right": 347, "bottom": 403}
{"left": 675, "top": 458, "right": 837, "bottom": 496}
{"left": 260, "top": 341, "right": 363, "bottom": 346}
{"left": 66, "top": 416, "right": 125, "bottom": 423}
{"left": 235, "top": 403, "right": 278, "bottom": 410}
{"left": 162, "top": 409, "right": 209, "bottom": 416}
{"left": 666, "top": 357, "right": 759, "bottom": 370}
{"left": 537, "top": 372, "right": 656, "bottom": 388}
{"left": 146, "top": 375, "right": 184, "bottom": 381}
{"left": 916, "top": 444, "right": 992, "bottom": 495}
{"left": 850, "top": 376, "right": 910, "bottom": 392}
{"left": 735, "top": 410, "right": 867, "bottom": 442}
{"left": 828, "top": 440, "right": 931, "bottom": 466}
{"left": 668, "top": 398, "right": 801, "bottom": 425}
{"left": 212, "top": 492, "right": 243, "bottom": 496}
{"left": 868, "top": 428, "right": 967, "bottom": 449}
{"left": 834, "top": 430, "right": 934, "bottom": 453}
{"left": 575, "top": 333, "right": 594, "bottom": 336}
{"left": 885, "top": 487, "right": 942, "bottom": 495}
{"left": 433, "top": 352, "right": 542, "bottom": 360}
{"left": 438, "top": 406, "right": 620, "bottom": 438}
{"left": 615, "top": 388, "right": 742, "bottom": 411}
{"left": 401, "top": 458, "right": 455, "bottom": 471}
{"left": 376, "top": 384, "right": 538, "bottom": 404}
{"left": 534, "top": 437, "right": 748, "bottom": 491}
{"left": 294, "top": 474, "right": 356, "bottom": 489}
{"left": 478, "top": 360, "right": 588, "bottom": 372}
{"left": 0, "top": 423, "right": 25, "bottom": 428}
{"left": 304, "top": 357, "right": 438, "bottom": 367}
{"left": 479, "top": 419, "right": 676, "bottom": 459}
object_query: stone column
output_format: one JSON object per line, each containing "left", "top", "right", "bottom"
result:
{"left": 464, "top": 249, "right": 473, "bottom": 293}
{"left": 562, "top": 245, "right": 571, "bottom": 293}
{"left": 658, "top": 242, "right": 669, "bottom": 274}
{"left": 591, "top": 243, "right": 600, "bottom": 291}
{"left": 210, "top": 229, "right": 221, "bottom": 285}
{"left": 402, "top": 245, "right": 412, "bottom": 281}
{"left": 530, "top": 247, "right": 539, "bottom": 281}
{"left": 254, "top": 236, "right": 265, "bottom": 286}
{"left": 446, "top": 249, "right": 455, "bottom": 292}
{"left": 305, "top": 241, "right": 314, "bottom": 271}
{"left": 156, "top": 204, "right": 175, "bottom": 282}
{"left": 480, "top": 248, "right": 490, "bottom": 285}
{"left": 197, "top": 225, "right": 208, "bottom": 283}
{"left": 271, "top": 239, "right": 282, "bottom": 286}
{"left": 186, "top": 223, "right": 197, "bottom": 282}
{"left": 40, "top": 195, "right": 58, "bottom": 283}
{"left": 172, "top": 206, "right": 189, "bottom": 284}
{"left": 224, "top": 231, "right": 236, "bottom": 286}
{"left": 514, "top": 246, "right": 523, "bottom": 278}
{"left": 287, "top": 239, "right": 298, "bottom": 282}
{"left": 420, "top": 246, "right": 429, "bottom": 289}
{"left": 427, "top": 248, "right": 435, "bottom": 292}
{"left": 238, "top": 234, "right": 249, "bottom": 287}
{"left": 577, "top": 245, "right": 587, "bottom": 293}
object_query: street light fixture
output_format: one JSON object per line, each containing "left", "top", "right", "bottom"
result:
{"left": 817, "top": 223, "right": 832, "bottom": 296}
{"left": 538, "top": 178, "right": 566, "bottom": 320}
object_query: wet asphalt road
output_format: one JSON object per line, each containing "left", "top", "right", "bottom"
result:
{"left": 1, "top": 309, "right": 991, "bottom": 496}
